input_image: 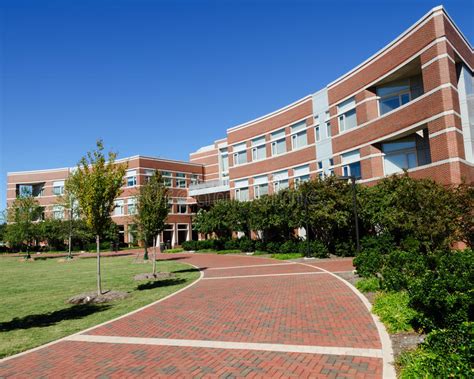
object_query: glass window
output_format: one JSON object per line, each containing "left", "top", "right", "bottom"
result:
{"left": 128, "top": 199, "right": 137, "bottom": 215}
{"left": 338, "top": 108, "right": 357, "bottom": 132}
{"left": 254, "top": 183, "right": 268, "bottom": 199}
{"left": 317, "top": 161, "right": 323, "bottom": 170}
{"left": 271, "top": 129, "right": 286, "bottom": 156}
{"left": 221, "top": 152, "right": 229, "bottom": 172}
{"left": 52, "top": 206, "right": 64, "bottom": 220}
{"left": 325, "top": 121, "right": 332, "bottom": 138}
{"left": 126, "top": 170, "right": 137, "bottom": 187}
{"left": 291, "top": 130, "right": 307, "bottom": 149}
{"left": 191, "top": 174, "right": 199, "bottom": 185}
{"left": 343, "top": 162, "right": 362, "bottom": 179}
{"left": 53, "top": 181, "right": 65, "bottom": 196}
{"left": 161, "top": 171, "right": 173, "bottom": 187}
{"left": 251, "top": 137, "right": 266, "bottom": 161}
{"left": 176, "top": 204, "right": 187, "bottom": 214}
{"left": 235, "top": 187, "right": 249, "bottom": 201}
{"left": 293, "top": 165, "right": 310, "bottom": 188}
{"left": 273, "top": 170, "right": 289, "bottom": 192}
{"left": 176, "top": 173, "right": 186, "bottom": 188}
{"left": 233, "top": 151, "right": 247, "bottom": 165}
{"left": 377, "top": 79, "right": 412, "bottom": 115}
{"left": 114, "top": 200, "right": 124, "bottom": 216}
{"left": 315, "top": 126, "right": 321, "bottom": 141}
{"left": 382, "top": 137, "right": 418, "bottom": 174}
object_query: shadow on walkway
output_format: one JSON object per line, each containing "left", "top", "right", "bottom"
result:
{"left": 172, "top": 268, "right": 205, "bottom": 274}
{"left": 0, "top": 304, "right": 111, "bottom": 332}
{"left": 136, "top": 278, "right": 186, "bottom": 291}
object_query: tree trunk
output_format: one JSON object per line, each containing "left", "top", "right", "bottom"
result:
{"left": 152, "top": 236, "right": 157, "bottom": 276}
{"left": 96, "top": 235, "right": 102, "bottom": 295}
{"left": 143, "top": 238, "right": 149, "bottom": 261}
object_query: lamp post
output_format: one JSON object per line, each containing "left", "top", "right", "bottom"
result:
{"left": 337, "top": 175, "right": 360, "bottom": 255}
{"left": 304, "top": 192, "right": 310, "bottom": 257}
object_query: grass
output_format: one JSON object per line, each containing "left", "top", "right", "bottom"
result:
{"left": 163, "top": 248, "right": 184, "bottom": 253}
{"left": 355, "top": 277, "right": 380, "bottom": 293}
{"left": 271, "top": 252, "right": 304, "bottom": 260}
{"left": 0, "top": 256, "right": 200, "bottom": 358}
{"left": 372, "top": 291, "right": 417, "bottom": 333}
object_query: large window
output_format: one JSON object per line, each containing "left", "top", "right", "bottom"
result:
{"left": 293, "top": 165, "right": 310, "bottom": 188}
{"left": 337, "top": 97, "right": 357, "bottom": 132}
{"left": 52, "top": 205, "right": 64, "bottom": 220}
{"left": 233, "top": 143, "right": 247, "bottom": 166}
{"left": 251, "top": 137, "right": 266, "bottom": 161}
{"left": 382, "top": 138, "right": 418, "bottom": 175}
{"left": 220, "top": 149, "right": 229, "bottom": 174}
{"left": 17, "top": 183, "right": 44, "bottom": 198}
{"left": 341, "top": 150, "right": 362, "bottom": 179}
{"left": 144, "top": 169, "right": 155, "bottom": 183}
{"left": 234, "top": 179, "right": 249, "bottom": 201}
{"left": 176, "top": 173, "right": 186, "bottom": 188}
{"left": 325, "top": 112, "right": 332, "bottom": 138}
{"left": 52, "top": 181, "right": 65, "bottom": 196}
{"left": 127, "top": 198, "right": 137, "bottom": 215}
{"left": 191, "top": 174, "right": 199, "bottom": 185}
{"left": 126, "top": 170, "right": 137, "bottom": 187}
{"left": 273, "top": 170, "right": 289, "bottom": 192}
{"left": 253, "top": 175, "right": 269, "bottom": 199}
{"left": 161, "top": 171, "right": 173, "bottom": 187}
{"left": 114, "top": 200, "right": 125, "bottom": 216}
{"left": 377, "top": 76, "right": 424, "bottom": 115}
{"left": 271, "top": 129, "right": 286, "bottom": 156}
{"left": 290, "top": 122, "right": 307, "bottom": 150}
{"left": 176, "top": 199, "right": 187, "bottom": 214}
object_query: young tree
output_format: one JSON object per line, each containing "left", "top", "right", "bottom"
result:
{"left": 5, "top": 195, "right": 43, "bottom": 258}
{"left": 134, "top": 171, "right": 169, "bottom": 275}
{"left": 65, "top": 140, "right": 127, "bottom": 295}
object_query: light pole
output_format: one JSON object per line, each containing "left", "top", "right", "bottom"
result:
{"left": 337, "top": 175, "right": 360, "bottom": 255}
{"left": 304, "top": 193, "right": 310, "bottom": 257}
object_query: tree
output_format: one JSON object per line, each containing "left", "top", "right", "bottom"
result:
{"left": 65, "top": 140, "right": 127, "bottom": 295}
{"left": 5, "top": 195, "right": 43, "bottom": 258}
{"left": 134, "top": 171, "right": 169, "bottom": 275}
{"left": 38, "top": 218, "right": 67, "bottom": 251}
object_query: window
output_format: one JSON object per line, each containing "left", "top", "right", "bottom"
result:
{"left": 126, "top": 170, "right": 137, "bottom": 187}
{"left": 382, "top": 138, "right": 418, "bottom": 175}
{"left": 315, "top": 126, "right": 321, "bottom": 141}
{"left": 144, "top": 169, "right": 155, "bottom": 183}
{"left": 337, "top": 97, "right": 357, "bottom": 132}
{"left": 161, "top": 171, "right": 173, "bottom": 187}
{"left": 127, "top": 198, "right": 137, "bottom": 215}
{"left": 341, "top": 150, "right": 362, "bottom": 179}
{"left": 191, "top": 174, "right": 199, "bottom": 185}
{"left": 291, "top": 122, "right": 307, "bottom": 150}
{"left": 317, "top": 161, "right": 323, "bottom": 170}
{"left": 53, "top": 181, "right": 65, "bottom": 196}
{"left": 273, "top": 170, "right": 289, "bottom": 192}
{"left": 377, "top": 79, "right": 411, "bottom": 115}
{"left": 176, "top": 173, "right": 186, "bottom": 188}
{"left": 271, "top": 129, "right": 286, "bottom": 156}
{"left": 168, "top": 201, "right": 174, "bottom": 213}
{"left": 234, "top": 179, "right": 249, "bottom": 201}
{"left": 220, "top": 149, "right": 229, "bottom": 173}
{"left": 329, "top": 158, "right": 334, "bottom": 167}
{"left": 52, "top": 205, "right": 64, "bottom": 220}
{"left": 325, "top": 111, "right": 332, "bottom": 138}
{"left": 18, "top": 184, "right": 44, "bottom": 197}
{"left": 293, "top": 165, "right": 310, "bottom": 188}
{"left": 251, "top": 137, "right": 266, "bottom": 161}
{"left": 114, "top": 200, "right": 124, "bottom": 216}
{"left": 233, "top": 143, "right": 247, "bottom": 166}
{"left": 176, "top": 199, "right": 187, "bottom": 214}
{"left": 253, "top": 175, "right": 268, "bottom": 199}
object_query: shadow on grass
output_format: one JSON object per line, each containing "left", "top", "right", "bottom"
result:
{"left": 172, "top": 268, "right": 205, "bottom": 274}
{"left": 0, "top": 304, "right": 111, "bottom": 332}
{"left": 157, "top": 257, "right": 187, "bottom": 261}
{"left": 136, "top": 278, "right": 186, "bottom": 291}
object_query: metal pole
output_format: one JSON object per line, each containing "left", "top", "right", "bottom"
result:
{"left": 68, "top": 196, "right": 72, "bottom": 259}
{"left": 351, "top": 177, "right": 360, "bottom": 255}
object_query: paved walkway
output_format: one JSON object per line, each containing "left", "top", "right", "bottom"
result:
{"left": 0, "top": 254, "right": 395, "bottom": 378}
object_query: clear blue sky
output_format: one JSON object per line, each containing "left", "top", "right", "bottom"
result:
{"left": 1, "top": 0, "right": 473, "bottom": 213}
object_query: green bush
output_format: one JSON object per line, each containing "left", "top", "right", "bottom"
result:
{"left": 224, "top": 239, "right": 239, "bottom": 250}
{"left": 353, "top": 234, "right": 395, "bottom": 278}
{"left": 334, "top": 241, "right": 356, "bottom": 257}
{"left": 265, "top": 241, "right": 281, "bottom": 254}
{"left": 372, "top": 291, "right": 417, "bottom": 333}
{"left": 298, "top": 240, "right": 329, "bottom": 258}
{"left": 181, "top": 241, "right": 197, "bottom": 251}
{"left": 398, "top": 322, "right": 473, "bottom": 378}
{"left": 381, "top": 249, "right": 427, "bottom": 292}
{"left": 408, "top": 249, "right": 474, "bottom": 331}
{"left": 279, "top": 240, "right": 298, "bottom": 254}
{"left": 253, "top": 240, "right": 266, "bottom": 252}
{"left": 239, "top": 237, "right": 254, "bottom": 252}
{"left": 356, "top": 277, "right": 380, "bottom": 293}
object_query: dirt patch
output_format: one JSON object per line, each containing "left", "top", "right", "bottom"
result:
{"left": 391, "top": 332, "right": 425, "bottom": 358}
{"left": 67, "top": 290, "right": 129, "bottom": 304}
{"left": 133, "top": 272, "right": 174, "bottom": 281}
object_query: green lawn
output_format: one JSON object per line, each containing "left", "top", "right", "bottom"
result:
{"left": 0, "top": 256, "right": 200, "bottom": 358}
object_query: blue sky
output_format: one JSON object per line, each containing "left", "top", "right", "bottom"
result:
{"left": 1, "top": 0, "right": 473, "bottom": 213}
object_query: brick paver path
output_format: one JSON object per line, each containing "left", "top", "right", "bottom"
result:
{"left": 0, "top": 254, "right": 395, "bottom": 378}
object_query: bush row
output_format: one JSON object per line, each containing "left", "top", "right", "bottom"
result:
{"left": 182, "top": 238, "right": 329, "bottom": 258}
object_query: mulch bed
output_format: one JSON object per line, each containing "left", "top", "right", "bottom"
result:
{"left": 68, "top": 290, "right": 129, "bottom": 304}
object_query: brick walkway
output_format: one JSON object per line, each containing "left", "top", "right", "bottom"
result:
{"left": 0, "top": 253, "right": 394, "bottom": 378}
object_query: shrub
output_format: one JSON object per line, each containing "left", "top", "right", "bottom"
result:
{"left": 372, "top": 291, "right": 417, "bottom": 333}
{"left": 408, "top": 249, "right": 474, "bottom": 331}
{"left": 353, "top": 234, "right": 396, "bottom": 278}
{"left": 224, "top": 239, "right": 240, "bottom": 250}
{"left": 380, "top": 249, "right": 427, "bottom": 292}
{"left": 182, "top": 241, "right": 197, "bottom": 251}
{"left": 265, "top": 241, "right": 281, "bottom": 254}
{"left": 334, "top": 241, "right": 356, "bottom": 257}
{"left": 398, "top": 322, "right": 473, "bottom": 378}
{"left": 253, "top": 240, "right": 266, "bottom": 252}
{"left": 298, "top": 240, "right": 329, "bottom": 258}
{"left": 239, "top": 237, "right": 254, "bottom": 252}
{"left": 356, "top": 277, "right": 380, "bottom": 293}
{"left": 279, "top": 240, "right": 298, "bottom": 254}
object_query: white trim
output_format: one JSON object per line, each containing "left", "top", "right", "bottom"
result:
{"left": 66, "top": 334, "right": 383, "bottom": 359}
{"left": 429, "top": 127, "right": 463, "bottom": 138}
{"left": 421, "top": 53, "right": 456, "bottom": 69}
{"left": 227, "top": 96, "right": 312, "bottom": 133}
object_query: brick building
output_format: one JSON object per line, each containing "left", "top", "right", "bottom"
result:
{"left": 6, "top": 6, "right": 474, "bottom": 246}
